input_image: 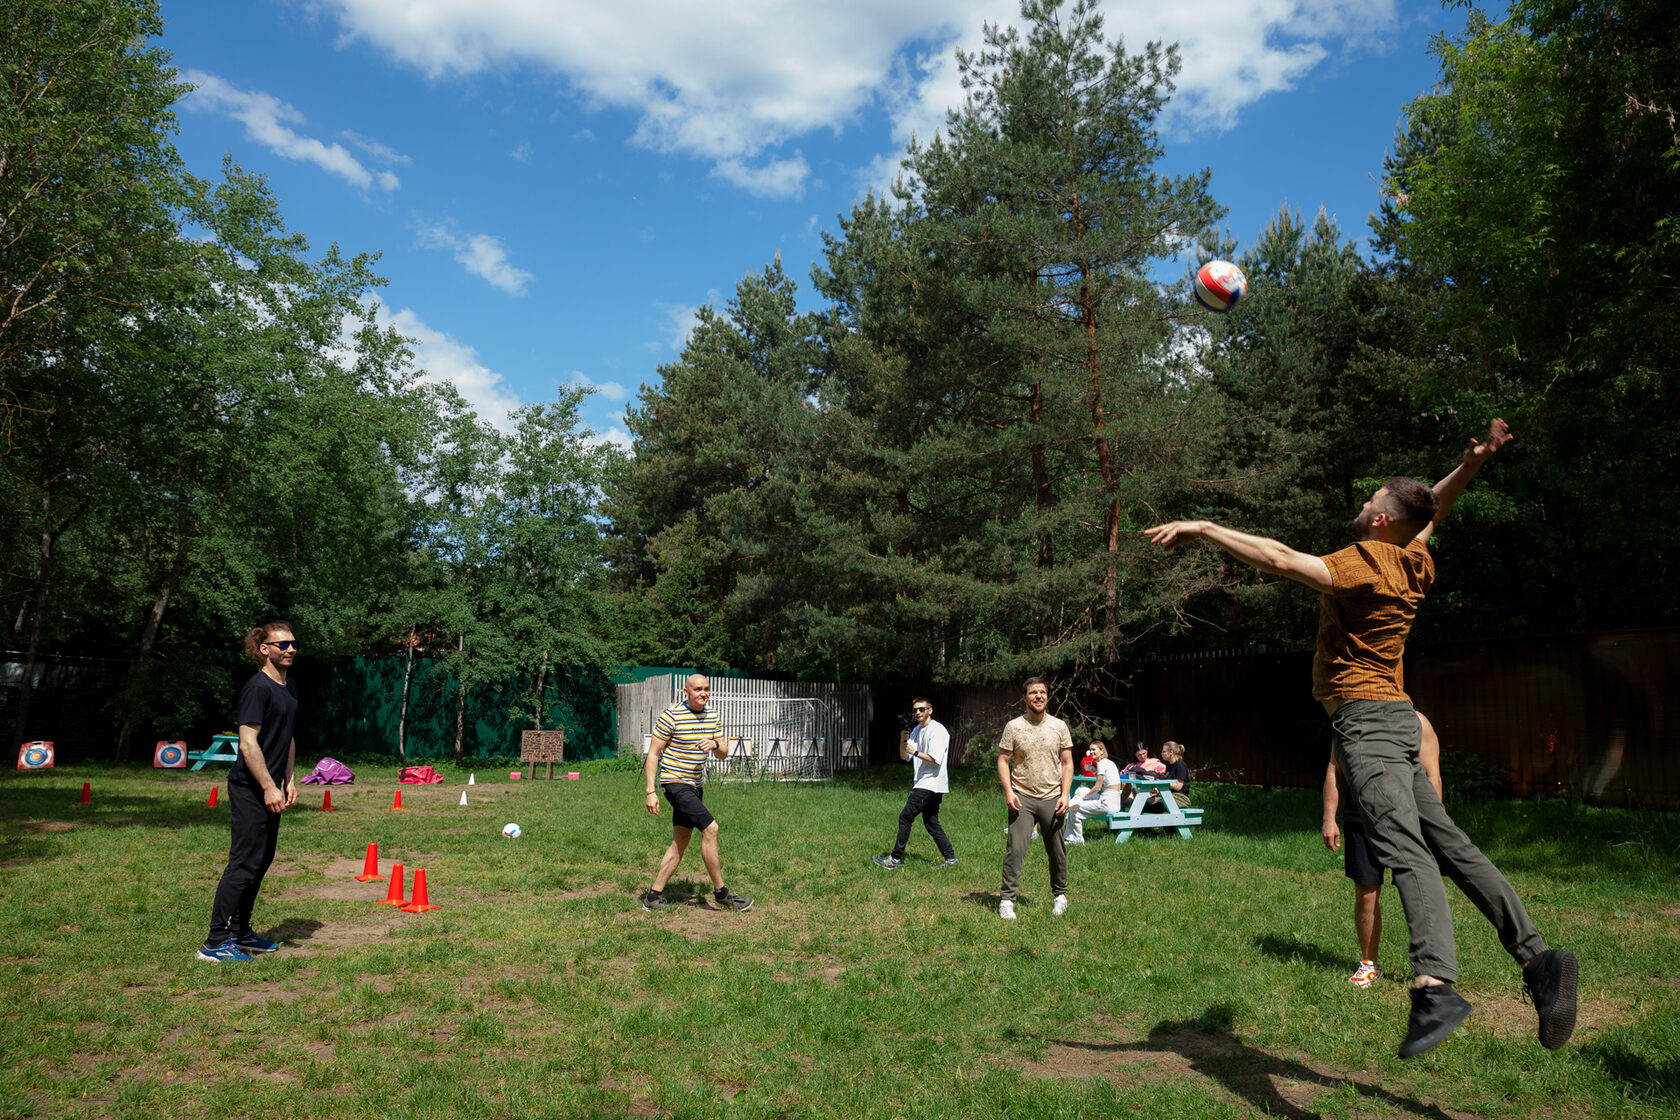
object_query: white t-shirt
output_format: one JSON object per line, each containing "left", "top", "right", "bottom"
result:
{"left": 908, "top": 720, "right": 950, "bottom": 793}
{"left": 1092, "top": 757, "right": 1122, "bottom": 791}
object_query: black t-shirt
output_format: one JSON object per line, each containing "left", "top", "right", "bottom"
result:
{"left": 1164, "top": 758, "right": 1191, "bottom": 796}
{"left": 230, "top": 671, "right": 298, "bottom": 787}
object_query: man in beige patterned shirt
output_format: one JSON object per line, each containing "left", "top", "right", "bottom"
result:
{"left": 996, "top": 677, "right": 1073, "bottom": 920}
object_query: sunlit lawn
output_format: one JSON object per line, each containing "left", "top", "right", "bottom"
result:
{"left": 1, "top": 759, "right": 1676, "bottom": 1119}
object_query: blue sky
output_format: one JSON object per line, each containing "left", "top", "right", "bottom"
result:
{"left": 156, "top": 0, "right": 1476, "bottom": 446}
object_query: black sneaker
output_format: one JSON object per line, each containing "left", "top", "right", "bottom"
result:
{"left": 1523, "top": 949, "right": 1579, "bottom": 1050}
{"left": 640, "top": 890, "right": 665, "bottom": 912}
{"left": 715, "top": 889, "right": 753, "bottom": 912}
{"left": 1397, "top": 983, "right": 1472, "bottom": 1058}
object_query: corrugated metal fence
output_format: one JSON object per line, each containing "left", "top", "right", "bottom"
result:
{"left": 616, "top": 673, "right": 872, "bottom": 780}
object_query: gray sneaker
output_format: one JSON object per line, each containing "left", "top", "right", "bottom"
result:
{"left": 872, "top": 855, "right": 903, "bottom": 869}
{"left": 640, "top": 890, "right": 665, "bottom": 911}
{"left": 936, "top": 858, "right": 960, "bottom": 868}
{"left": 716, "top": 889, "right": 753, "bottom": 912}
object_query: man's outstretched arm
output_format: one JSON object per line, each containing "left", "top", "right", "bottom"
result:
{"left": 1417, "top": 417, "right": 1514, "bottom": 545}
{"left": 1147, "top": 520, "right": 1334, "bottom": 594}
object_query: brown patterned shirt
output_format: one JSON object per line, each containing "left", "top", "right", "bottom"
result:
{"left": 1311, "top": 537, "right": 1435, "bottom": 709}
{"left": 999, "top": 713, "right": 1073, "bottom": 801}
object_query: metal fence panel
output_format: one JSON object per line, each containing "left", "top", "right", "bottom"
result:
{"left": 617, "top": 673, "right": 871, "bottom": 781}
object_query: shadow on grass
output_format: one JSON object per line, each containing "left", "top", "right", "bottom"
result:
{"left": 1030, "top": 1003, "right": 1459, "bottom": 1120}
{"left": 0, "top": 784, "right": 225, "bottom": 830}
{"left": 1252, "top": 933, "right": 1349, "bottom": 972}
{"left": 1584, "top": 1039, "right": 1680, "bottom": 1105}
{"left": 263, "top": 917, "right": 326, "bottom": 946}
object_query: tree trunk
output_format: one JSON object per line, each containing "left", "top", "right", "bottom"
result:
{"left": 9, "top": 471, "right": 93, "bottom": 748}
{"left": 113, "top": 525, "right": 190, "bottom": 761}
{"left": 452, "top": 634, "right": 466, "bottom": 762}
{"left": 1081, "top": 272, "right": 1121, "bottom": 664}
{"left": 532, "top": 649, "right": 549, "bottom": 730}
{"left": 396, "top": 626, "right": 416, "bottom": 764}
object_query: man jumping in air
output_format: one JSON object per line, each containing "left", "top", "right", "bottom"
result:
{"left": 1148, "top": 419, "right": 1577, "bottom": 1058}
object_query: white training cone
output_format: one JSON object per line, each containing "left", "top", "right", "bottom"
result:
{"left": 468, "top": 773, "right": 475, "bottom": 786}
{"left": 459, "top": 790, "right": 468, "bottom": 806}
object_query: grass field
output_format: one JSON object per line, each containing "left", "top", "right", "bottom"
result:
{"left": 1, "top": 760, "right": 1676, "bottom": 1119}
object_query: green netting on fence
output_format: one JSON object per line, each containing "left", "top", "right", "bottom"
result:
{"left": 296, "top": 656, "right": 618, "bottom": 761}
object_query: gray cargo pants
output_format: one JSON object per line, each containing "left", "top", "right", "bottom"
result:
{"left": 1330, "top": 699, "right": 1547, "bottom": 981}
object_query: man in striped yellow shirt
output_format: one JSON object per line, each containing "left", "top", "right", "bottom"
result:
{"left": 641, "top": 674, "right": 752, "bottom": 912}
{"left": 1148, "top": 419, "right": 1577, "bottom": 1060}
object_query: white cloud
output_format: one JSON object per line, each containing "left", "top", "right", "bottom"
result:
{"left": 862, "top": 2, "right": 1402, "bottom": 196}
{"left": 510, "top": 140, "right": 533, "bottom": 162}
{"left": 587, "top": 425, "right": 635, "bottom": 451}
{"left": 181, "top": 70, "right": 401, "bottom": 191}
{"left": 570, "top": 128, "right": 596, "bottom": 142}
{"left": 568, "top": 372, "right": 632, "bottom": 402}
{"left": 317, "top": 2, "right": 1398, "bottom": 201}
{"left": 340, "top": 129, "right": 412, "bottom": 166}
{"left": 652, "top": 295, "right": 716, "bottom": 353}
{"left": 416, "top": 223, "right": 534, "bottom": 295}
{"left": 386, "top": 307, "right": 525, "bottom": 430}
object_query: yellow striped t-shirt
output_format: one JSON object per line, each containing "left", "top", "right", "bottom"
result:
{"left": 654, "top": 702, "right": 722, "bottom": 787}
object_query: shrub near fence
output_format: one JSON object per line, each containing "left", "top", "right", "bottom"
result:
{"left": 0, "top": 652, "right": 620, "bottom": 762}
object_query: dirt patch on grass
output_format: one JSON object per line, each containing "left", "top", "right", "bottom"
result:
{"left": 1660, "top": 906, "right": 1680, "bottom": 918}
{"left": 1468, "top": 989, "right": 1623, "bottom": 1043}
{"left": 16, "top": 819, "right": 84, "bottom": 833}
{"left": 1017, "top": 1014, "right": 1484, "bottom": 1120}
{"left": 204, "top": 983, "right": 311, "bottom": 1010}
{"left": 273, "top": 855, "right": 448, "bottom": 903}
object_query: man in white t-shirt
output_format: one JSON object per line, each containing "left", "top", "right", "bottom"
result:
{"left": 873, "top": 697, "right": 958, "bottom": 869}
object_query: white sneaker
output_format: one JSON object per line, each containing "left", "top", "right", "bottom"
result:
{"left": 1052, "top": 895, "right": 1068, "bottom": 916}
{"left": 998, "top": 900, "right": 1016, "bottom": 920}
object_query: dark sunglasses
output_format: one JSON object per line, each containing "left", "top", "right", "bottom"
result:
{"left": 265, "top": 640, "right": 298, "bottom": 651}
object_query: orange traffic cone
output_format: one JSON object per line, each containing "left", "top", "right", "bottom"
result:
{"left": 321, "top": 789, "right": 336, "bottom": 811}
{"left": 376, "top": 863, "right": 407, "bottom": 906}
{"left": 207, "top": 787, "right": 219, "bottom": 809}
{"left": 400, "top": 868, "right": 438, "bottom": 913}
{"left": 390, "top": 789, "right": 405, "bottom": 811}
{"left": 76, "top": 782, "right": 91, "bottom": 805}
{"left": 354, "top": 842, "right": 384, "bottom": 882}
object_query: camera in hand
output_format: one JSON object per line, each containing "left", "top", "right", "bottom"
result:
{"left": 897, "top": 712, "right": 917, "bottom": 731}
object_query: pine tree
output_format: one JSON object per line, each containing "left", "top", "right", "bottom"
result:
{"left": 810, "top": 0, "right": 1224, "bottom": 699}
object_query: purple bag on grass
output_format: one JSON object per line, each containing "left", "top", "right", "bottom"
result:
{"left": 300, "top": 757, "right": 355, "bottom": 785}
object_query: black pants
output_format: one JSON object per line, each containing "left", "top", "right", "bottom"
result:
{"left": 206, "top": 780, "right": 282, "bottom": 944}
{"left": 892, "top": 788, "right": 955, "bottom": 860}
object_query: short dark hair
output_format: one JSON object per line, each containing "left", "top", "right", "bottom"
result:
{"left": 911, "top": 696, "right": 931, "bottom": 709}
{"left": 1022, "top": 676, "right": 1046, "bottom": 693}
{"left": 1382, "top": 477, "right": 1438, "bottom": 535}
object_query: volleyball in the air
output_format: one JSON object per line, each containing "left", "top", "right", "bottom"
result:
{"left": 501, "top": 822, "right": 522, "bottom": 839}
{"left": 1193, "top": 260, "right": 1248, "bottom": 313}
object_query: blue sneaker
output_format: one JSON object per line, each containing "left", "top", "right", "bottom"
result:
{"left": 196, "top": 939, "right": 255, "bottom": 963}
{"left": 236, "top": 930, "right": 280, "bottom": 954}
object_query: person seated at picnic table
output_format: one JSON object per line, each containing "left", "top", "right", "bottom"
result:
{"left": 1142, "top": 740, "right": 1191, "bottom": 812}
{"left": 1063, "top": 742, "right": 1123, "bottom": 844}
{"left": 1121, "top": 743, "right": 1167, "bottom": 777}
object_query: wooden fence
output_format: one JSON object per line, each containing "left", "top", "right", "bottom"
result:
{"left": 1119, "top": 628, "right": 1680, "bottom": 809}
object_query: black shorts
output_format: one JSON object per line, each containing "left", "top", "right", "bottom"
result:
{"left": 1342, "top": 813, "right": 1388, "bottom": 886}
{"left": 662, "top": 782, "right": 715, "bottom": 832}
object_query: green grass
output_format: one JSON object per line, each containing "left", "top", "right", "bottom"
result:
{"left": 1, "top": 762, "right": 1676, "bottom": 1119}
